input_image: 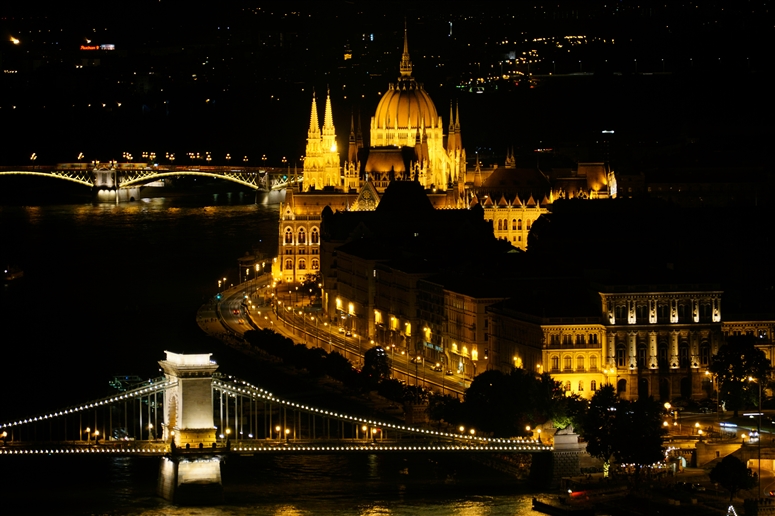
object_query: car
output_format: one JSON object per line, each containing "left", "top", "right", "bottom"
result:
{"left": 338, "top": 327, "right": 345, "bottom": 333}
{"left": 410, "top": 356, "right": 423, "bottom": 364}
{"left": 345, "top": 330, "right": 352, "bottom": 337}
{"left": 698, "top": 406, "right": 712, "bottom": 413}
{"left": 445, "top": 370, "right": 454, "bottom": 376}
{"left": 431, "top": 363, "right": 443, "bottom": 372}
{"left": 232, "top": 309, "right": 240, "bottom": 315}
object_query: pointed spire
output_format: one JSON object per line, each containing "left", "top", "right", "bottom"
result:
{"left": 348, "top": 109, "right": 358, "bottom": 163}
{"left": 356, "top": 108, "right": 363, "bottom": 149}
{"left": 448, "top": 101, "right": 455, "bottom": 132}
{"left": 308, "top": 91, "right": 320, "bottom": 136}
{"left": 323, "top": 87, "right": 334, "bottom": 132}
{"left": 399, "top": 21, "right": 413, "bottom": 78}
{"left": 455, "top": 100, "right": 461, "bottom": 131}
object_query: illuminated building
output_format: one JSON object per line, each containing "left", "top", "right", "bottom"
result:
{"left": 274, "top": 27, "right": 469, "bottom": 283}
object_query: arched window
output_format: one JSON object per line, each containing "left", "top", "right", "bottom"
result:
{"left": 311, "top": 228, "right": 319, "bottom": 244}
{"left": 298, "top": 259, "right": 306, "bottom": 270}
{"left": 497, "top": 219, "right": 503, "bottom": 231}
{"left": 284, "top": 228, "right": 293, "bottom": 244}
{"left": 564, "top": 381, "right": 571, "bottom": 391}
{"left": 551, "top": 355, "right": 559, "bottom": 371}
{"left": 512, "top": 219, "right": 517, "bottom": 230}
{"left": 311, "top": 259, "right": 319, "bottom": 270}
{"left": 298, "top": 228, "right": 306, "bottom": 244}
{"left": 517, "top": 219, "right": 522, "bottom": 230}
{"left": 589, "top": 355, "right": 598, "bottom": 371}
{"left": 578, "top": 381, "right": 584, "bottom": 391}
{"left": 564, "top": 355, "right": 572, "bottom": 371}
{"left": 576, "top": 356, "right": 585, "bottom": 371}
{"left": 284, "top": 259, "right": 293, "bottom": 270}
{"left": 526, "top": 219, "right": 532, "bottom": 230}
{"left": 576, "top": 334, "right": 585, "bottom": 345}
{"left": 590, "top": 380, "right": 597, "bottom": 391}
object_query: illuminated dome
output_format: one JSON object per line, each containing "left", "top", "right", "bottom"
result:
{"left": 370, "top": 28, "right": 443, "bottom": 149}
{"left": 374, "top": 81, "right": 438, "bottom": 130}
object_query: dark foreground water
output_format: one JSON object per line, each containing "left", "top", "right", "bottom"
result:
{"left": 0, "top": 454, "right": 540, "bottom": 515}
{"left": 0, "top": 192, "right": 543, "bottom": 514}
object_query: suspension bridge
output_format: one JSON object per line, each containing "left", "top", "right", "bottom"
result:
{"left": 0, "top": 351, "right": 553, "bottom": 503}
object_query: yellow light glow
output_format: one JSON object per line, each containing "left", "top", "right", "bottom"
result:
{"left": 10, "top": 37, "right": 20, "bottom": 45}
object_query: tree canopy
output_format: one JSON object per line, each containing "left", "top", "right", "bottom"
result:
{"left": 709, "top": 335, "right": 771, "bottom": 417}
{"left": 463, "top": 368, "right": 572, "bottom": 437}
{"left": 361, "top": 346, "right": 391, "bottom": 389}
{"left": 580, "top": 385, "right": 665, "bottom": 477}
{"left": 709, "top": 455, "right": 756, "bottom": 502}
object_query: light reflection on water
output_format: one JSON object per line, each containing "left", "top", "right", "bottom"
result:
{"left": 0, "top": 454, "right": 540, "bottom": 516}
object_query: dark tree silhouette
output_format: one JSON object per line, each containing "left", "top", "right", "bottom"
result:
{"left": 580, "top": 385, "right": 665, "bottom": 478}
{"left": 709, "top": 455, "right": 756, "bottom": 502}
{"left": 581, "top": 385, "right": 619, "bottom": 477}
{"left": 709, "top": 335, "right": 771, "bottom": 417}
{"left": 361, "top": 346, "right": 391, "bottom": 390}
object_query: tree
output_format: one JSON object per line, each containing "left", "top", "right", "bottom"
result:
{"left": 463, "top": 368, "right": 569, "bottom": 437}
{"left": 709, "top": 335, "right": 771, "bottom": 417}
{"left": 709, "top": 455, "right": 756, "bottom": 502}
{"left": 361, "top": 346, "right": 391, "bottom": 390}
{"left": 581, "top": 385, "right": 619, "bottom": 477}
{"left": 580, "top": 386, "right": 665, "bottom": 478}
{"left": 612, "top": 396, "right": 666, "bottom": 479}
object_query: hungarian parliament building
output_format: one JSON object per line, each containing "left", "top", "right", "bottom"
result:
{"left": 271, "top": 29, "right": 773, "bottom": 403}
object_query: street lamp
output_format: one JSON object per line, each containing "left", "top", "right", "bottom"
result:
{"left": 85, "top": 427, "right": 91, "bottom": 443}
{"left": 750, "top": 375, "right": 763, "bottom": 496}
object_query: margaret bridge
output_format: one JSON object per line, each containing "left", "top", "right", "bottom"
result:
{"left": 0, "top": 163, "right": 302, "bottom": 201}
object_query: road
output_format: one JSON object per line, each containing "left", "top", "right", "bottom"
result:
{"left": 201, "top": 276, "right": 467, "bottom": 397}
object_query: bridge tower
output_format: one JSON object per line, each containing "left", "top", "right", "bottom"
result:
{"left": 158, "top": 351, "right": 219, "bottom": 448}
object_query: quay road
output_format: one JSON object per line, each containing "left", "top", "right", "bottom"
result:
{"left": 197, "top": 275, "right": 467, "bottom": 397}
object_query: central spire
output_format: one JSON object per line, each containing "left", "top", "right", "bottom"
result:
{"left": 399, "top": 21, "right": 412, "bottom": 78}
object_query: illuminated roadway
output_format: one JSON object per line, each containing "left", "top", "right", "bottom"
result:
{"left": 204, "top": 276, "right": 467, "bottom": 397}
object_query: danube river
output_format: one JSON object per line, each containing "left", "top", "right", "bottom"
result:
{"left": 0, "top": 191, "right": 544, "bottom": 515}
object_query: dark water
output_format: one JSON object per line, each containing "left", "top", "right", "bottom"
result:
{"left": 0, "top": 192, "right": 280, "bottom": 417}
{"left": 0, "top": 454, "right": 538, "bottom": 515}
{"left": 0, "top": 192, "right": 540, "bottom": 514}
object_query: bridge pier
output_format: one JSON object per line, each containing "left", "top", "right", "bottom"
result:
{"left": 93, "top": 187, "right": 142, "bottom": 203}
{"left": 158, "top": 351, "right": 219, "bottom": 449}
{"left": 157, "top": 454, "right": 224, "bottom": 505}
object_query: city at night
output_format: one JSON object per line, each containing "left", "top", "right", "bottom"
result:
{"left": 1, "top": 2, "right": 774, "bottom": 515}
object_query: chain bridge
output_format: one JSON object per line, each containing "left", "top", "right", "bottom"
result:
{"left": 0, "top": 351, "right": 553, "bottom": 503}
{"left": 0, "top": 164, "right": 303, "bottom": 201}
